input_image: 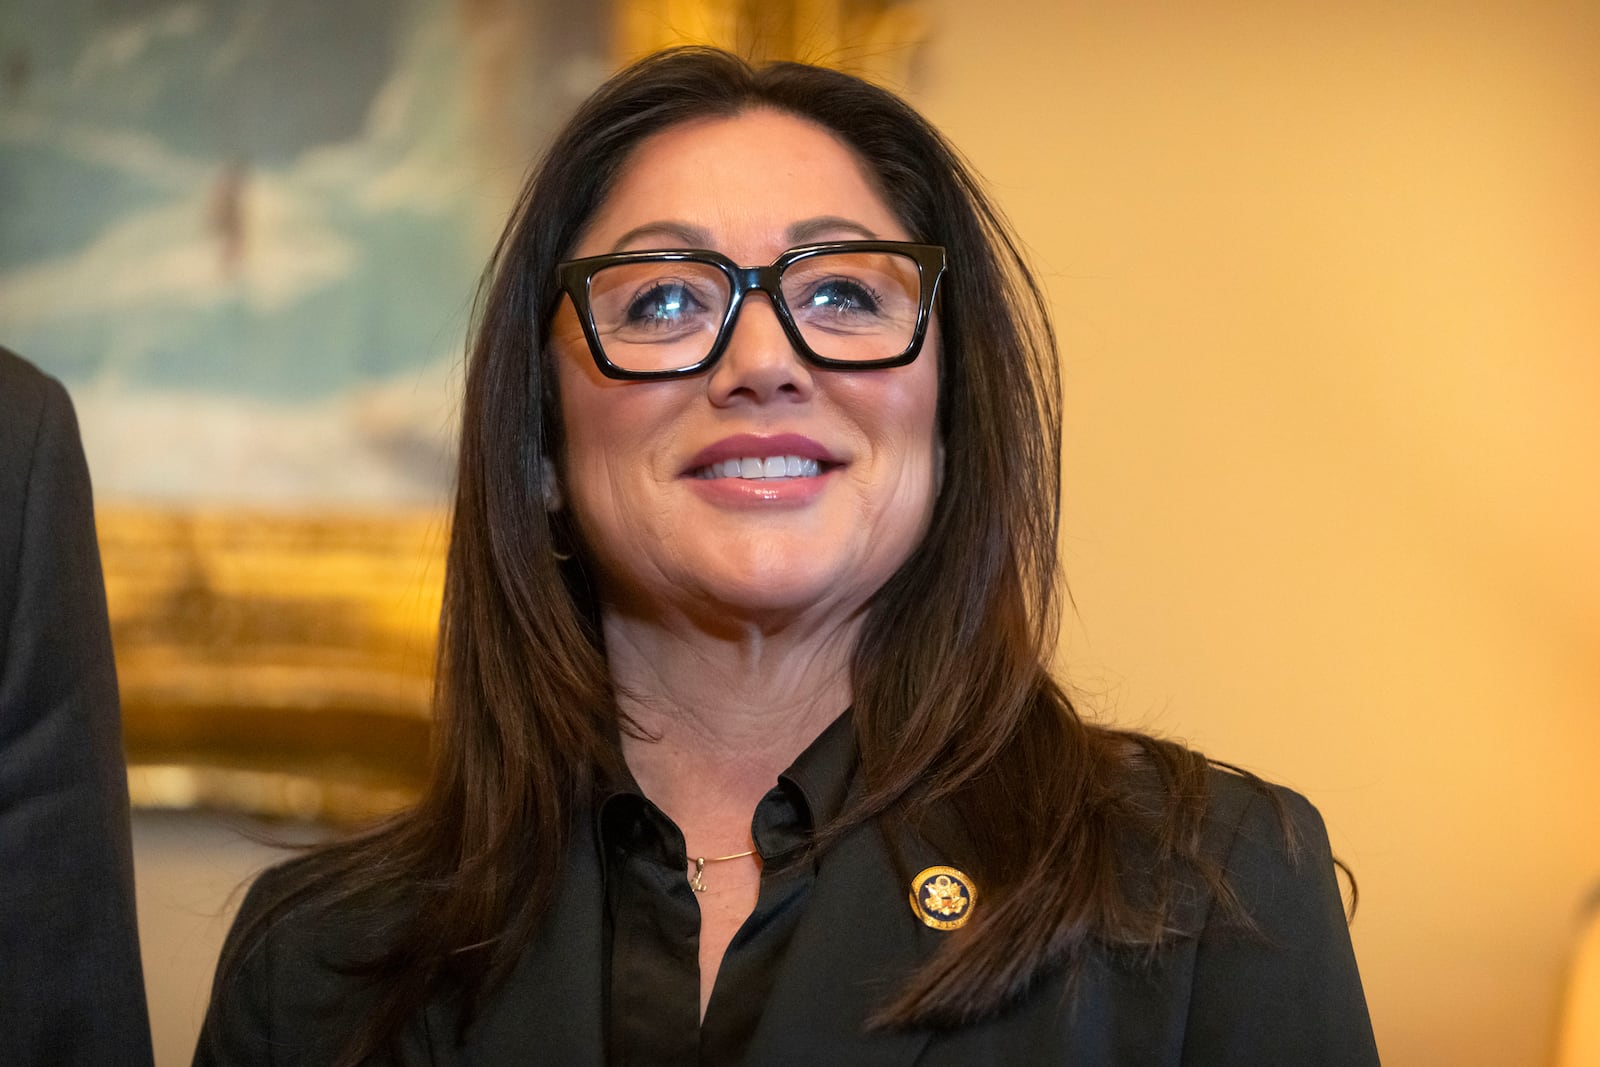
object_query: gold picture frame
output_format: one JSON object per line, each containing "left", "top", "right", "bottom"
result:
{"left": 616, "top": 0, "right": 929, "bottom": 86}
{"left": 108, "top": 507, "right": 445, "bottom": 823}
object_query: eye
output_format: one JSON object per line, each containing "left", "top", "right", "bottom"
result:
{"left": 802, "top": 277, "right": 883, "bottom": 317}
{"left": 624, "top": 280, "right": 708, "bottom": 327}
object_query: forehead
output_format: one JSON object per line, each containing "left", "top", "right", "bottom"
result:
{"left": 572, "top": 109, "right": 909, "bottom": 257}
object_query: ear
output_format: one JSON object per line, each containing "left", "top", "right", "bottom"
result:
{"left": 540, "top": 455, "right": 563, "bottom": 512}
{"left": 934, "top": 439, "right": 947, "bottom": 499}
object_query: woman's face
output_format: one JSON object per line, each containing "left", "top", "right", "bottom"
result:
{"left": 550, "top": 109, "right": 942, "bottom": 631}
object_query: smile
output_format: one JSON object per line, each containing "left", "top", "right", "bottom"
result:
{"left": 692, "top": 455, "right": 823, "bottom": 480}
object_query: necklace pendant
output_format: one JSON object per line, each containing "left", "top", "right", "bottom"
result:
{"left": 687, "top": 848, "right": 754, "bottom": 892}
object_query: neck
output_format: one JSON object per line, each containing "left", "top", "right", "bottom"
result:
{"left": 603, "top": 606, "right": 855, "bottom": 842}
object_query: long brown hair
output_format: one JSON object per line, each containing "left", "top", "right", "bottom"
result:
{"left": 213, "top": 47, "right": 1260, "bottom": 1061}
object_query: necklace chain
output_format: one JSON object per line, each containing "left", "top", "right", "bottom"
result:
{"left": 688, "top": 849, "right": 756, "bottom": 893}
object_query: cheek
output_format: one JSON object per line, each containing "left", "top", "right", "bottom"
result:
{"left": 894, "top": 339, "right": 942, "bottom": 472}
{"left": 552, "top": 302, "right": 642, "bottom": 468}
{"left": 551, "top": 307, "right": 629, "bottom": 527}
{"left": 899, "top": 344, "right": 944, "bottom": 528}
{"left": 551, "top": 320, "right": 691, "bottom": 564}
{"left": 847, "top": 348, "right": 943, "bottom": 535}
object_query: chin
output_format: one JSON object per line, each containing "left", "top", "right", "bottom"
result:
{"left": 701, "top": 572, "right": 855, "bottom": 621}
{"left": 682, "top": 553, "right": 884, "bottom": 627}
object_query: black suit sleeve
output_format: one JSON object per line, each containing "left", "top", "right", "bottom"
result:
{"left": 0, "top": 349, "right": 154, "bottom": 1066}
{"left": 1181, "top": 782, "right": 1380, "bottom": 1064}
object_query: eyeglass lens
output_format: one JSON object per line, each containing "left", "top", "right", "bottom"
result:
{"left": 583, "top": 250, "right": 925, "bottom": 374}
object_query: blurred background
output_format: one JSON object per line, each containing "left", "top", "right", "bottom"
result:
{"left": 2, "top": 1, "right": 1596, "bottom": 1063}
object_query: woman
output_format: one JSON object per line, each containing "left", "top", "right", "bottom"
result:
{"left": 198, "top": 48, "right": 1377, "bottom": 1065}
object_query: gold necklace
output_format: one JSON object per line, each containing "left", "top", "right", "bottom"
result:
{"left": 688, "top": 849, "right": 755, "bottom": 893}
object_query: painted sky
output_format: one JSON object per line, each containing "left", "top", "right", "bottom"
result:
{"left": 0, "top": 0, "right": 603, "bottom": 502}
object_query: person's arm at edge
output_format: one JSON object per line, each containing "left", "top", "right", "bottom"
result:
{"left": 0, "top": 350, "right": 154, "bottom": 1065}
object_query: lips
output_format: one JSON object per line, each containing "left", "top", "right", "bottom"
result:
{"left": 684, "top": 433, "right": 839, "bottom": 481}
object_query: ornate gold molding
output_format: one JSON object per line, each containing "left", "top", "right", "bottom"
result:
{"left": 103, "top": 507, "right": 445, "bottom": 822}
{"left": 614, "top": 0, "right": 930, "bottom": 87}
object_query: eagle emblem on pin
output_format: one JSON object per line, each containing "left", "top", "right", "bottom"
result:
{"left": 909, "top": 866, "right": 976, "bottom": 930}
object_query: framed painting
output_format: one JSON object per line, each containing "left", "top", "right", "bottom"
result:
{"left": 0, "top": 0, "right": 612, "bottom": 819}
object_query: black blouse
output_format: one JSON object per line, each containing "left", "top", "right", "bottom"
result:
{"left": 599, "top": 711, "right": 855, "bottom": 1065}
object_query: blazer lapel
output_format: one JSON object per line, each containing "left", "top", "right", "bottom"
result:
{"left": 744, "top": 808, "right": 974, "bottom": 1067}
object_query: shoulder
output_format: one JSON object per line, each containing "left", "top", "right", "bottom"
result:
{"left": 0, "top": 345, "right": 111, "bottom": 690}
{"left": 0, "top": 346, "right": 74, "bottom": 463}
{"left": 0, "top": 346, "right": 91, "bottom": 563}
{"left": 227, "top": 857, "right": 364, "bottom": 963}
{"left": 1109, "top": 744, "right": 1334, "bottom": 893}
{"left": 1179, "top": 766, "right": 1380, "bottom": 1063}
{"left": 1200, "top": 764, "right": 1328, "bottom": 876}
{"left": 228, "top": 852, "right": 395, "bottom": 987}
{"left": 196, "top": 857, "right": 398, "bottom": 1066}
{"left": 1176, "top": 764, "right": 1345, "bottom": 952}
{"left": 0, "top": 344, "right": 51, "bottom": 400}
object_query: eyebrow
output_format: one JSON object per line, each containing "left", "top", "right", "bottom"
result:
{"left": 610, "top": 221, "right": 711, "bottom": 250}
{"left": 786, "top": 216, "right": 881, "bottom": 243}
{"left": 608, "top": 215, "right": 883, "bottom": 253}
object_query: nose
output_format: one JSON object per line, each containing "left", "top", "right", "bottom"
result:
{"left": 705, "top": 292, "right": 815, "bottom": 406}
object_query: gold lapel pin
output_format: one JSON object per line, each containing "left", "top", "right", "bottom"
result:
{"left": 909, "top": 865, "right": 976, "bottom": 930}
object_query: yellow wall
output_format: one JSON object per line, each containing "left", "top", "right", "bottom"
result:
{"left": 910, "top": 3, "right": 1600, "bottom": 1064}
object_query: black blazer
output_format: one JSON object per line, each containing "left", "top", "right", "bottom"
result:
{"left": 0, "top": 349, "right": 153, "bottom": 1065}
{"left": 199, "top": 769, "right": 1378, "bottom": 1064}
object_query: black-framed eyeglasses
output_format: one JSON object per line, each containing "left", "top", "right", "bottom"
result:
{"left": 557, "top": 240, "right": 946, "bottom": 381}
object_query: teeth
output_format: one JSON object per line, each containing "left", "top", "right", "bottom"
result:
{"left": 696, "top": 455, "right": 822, "bottom": 480}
